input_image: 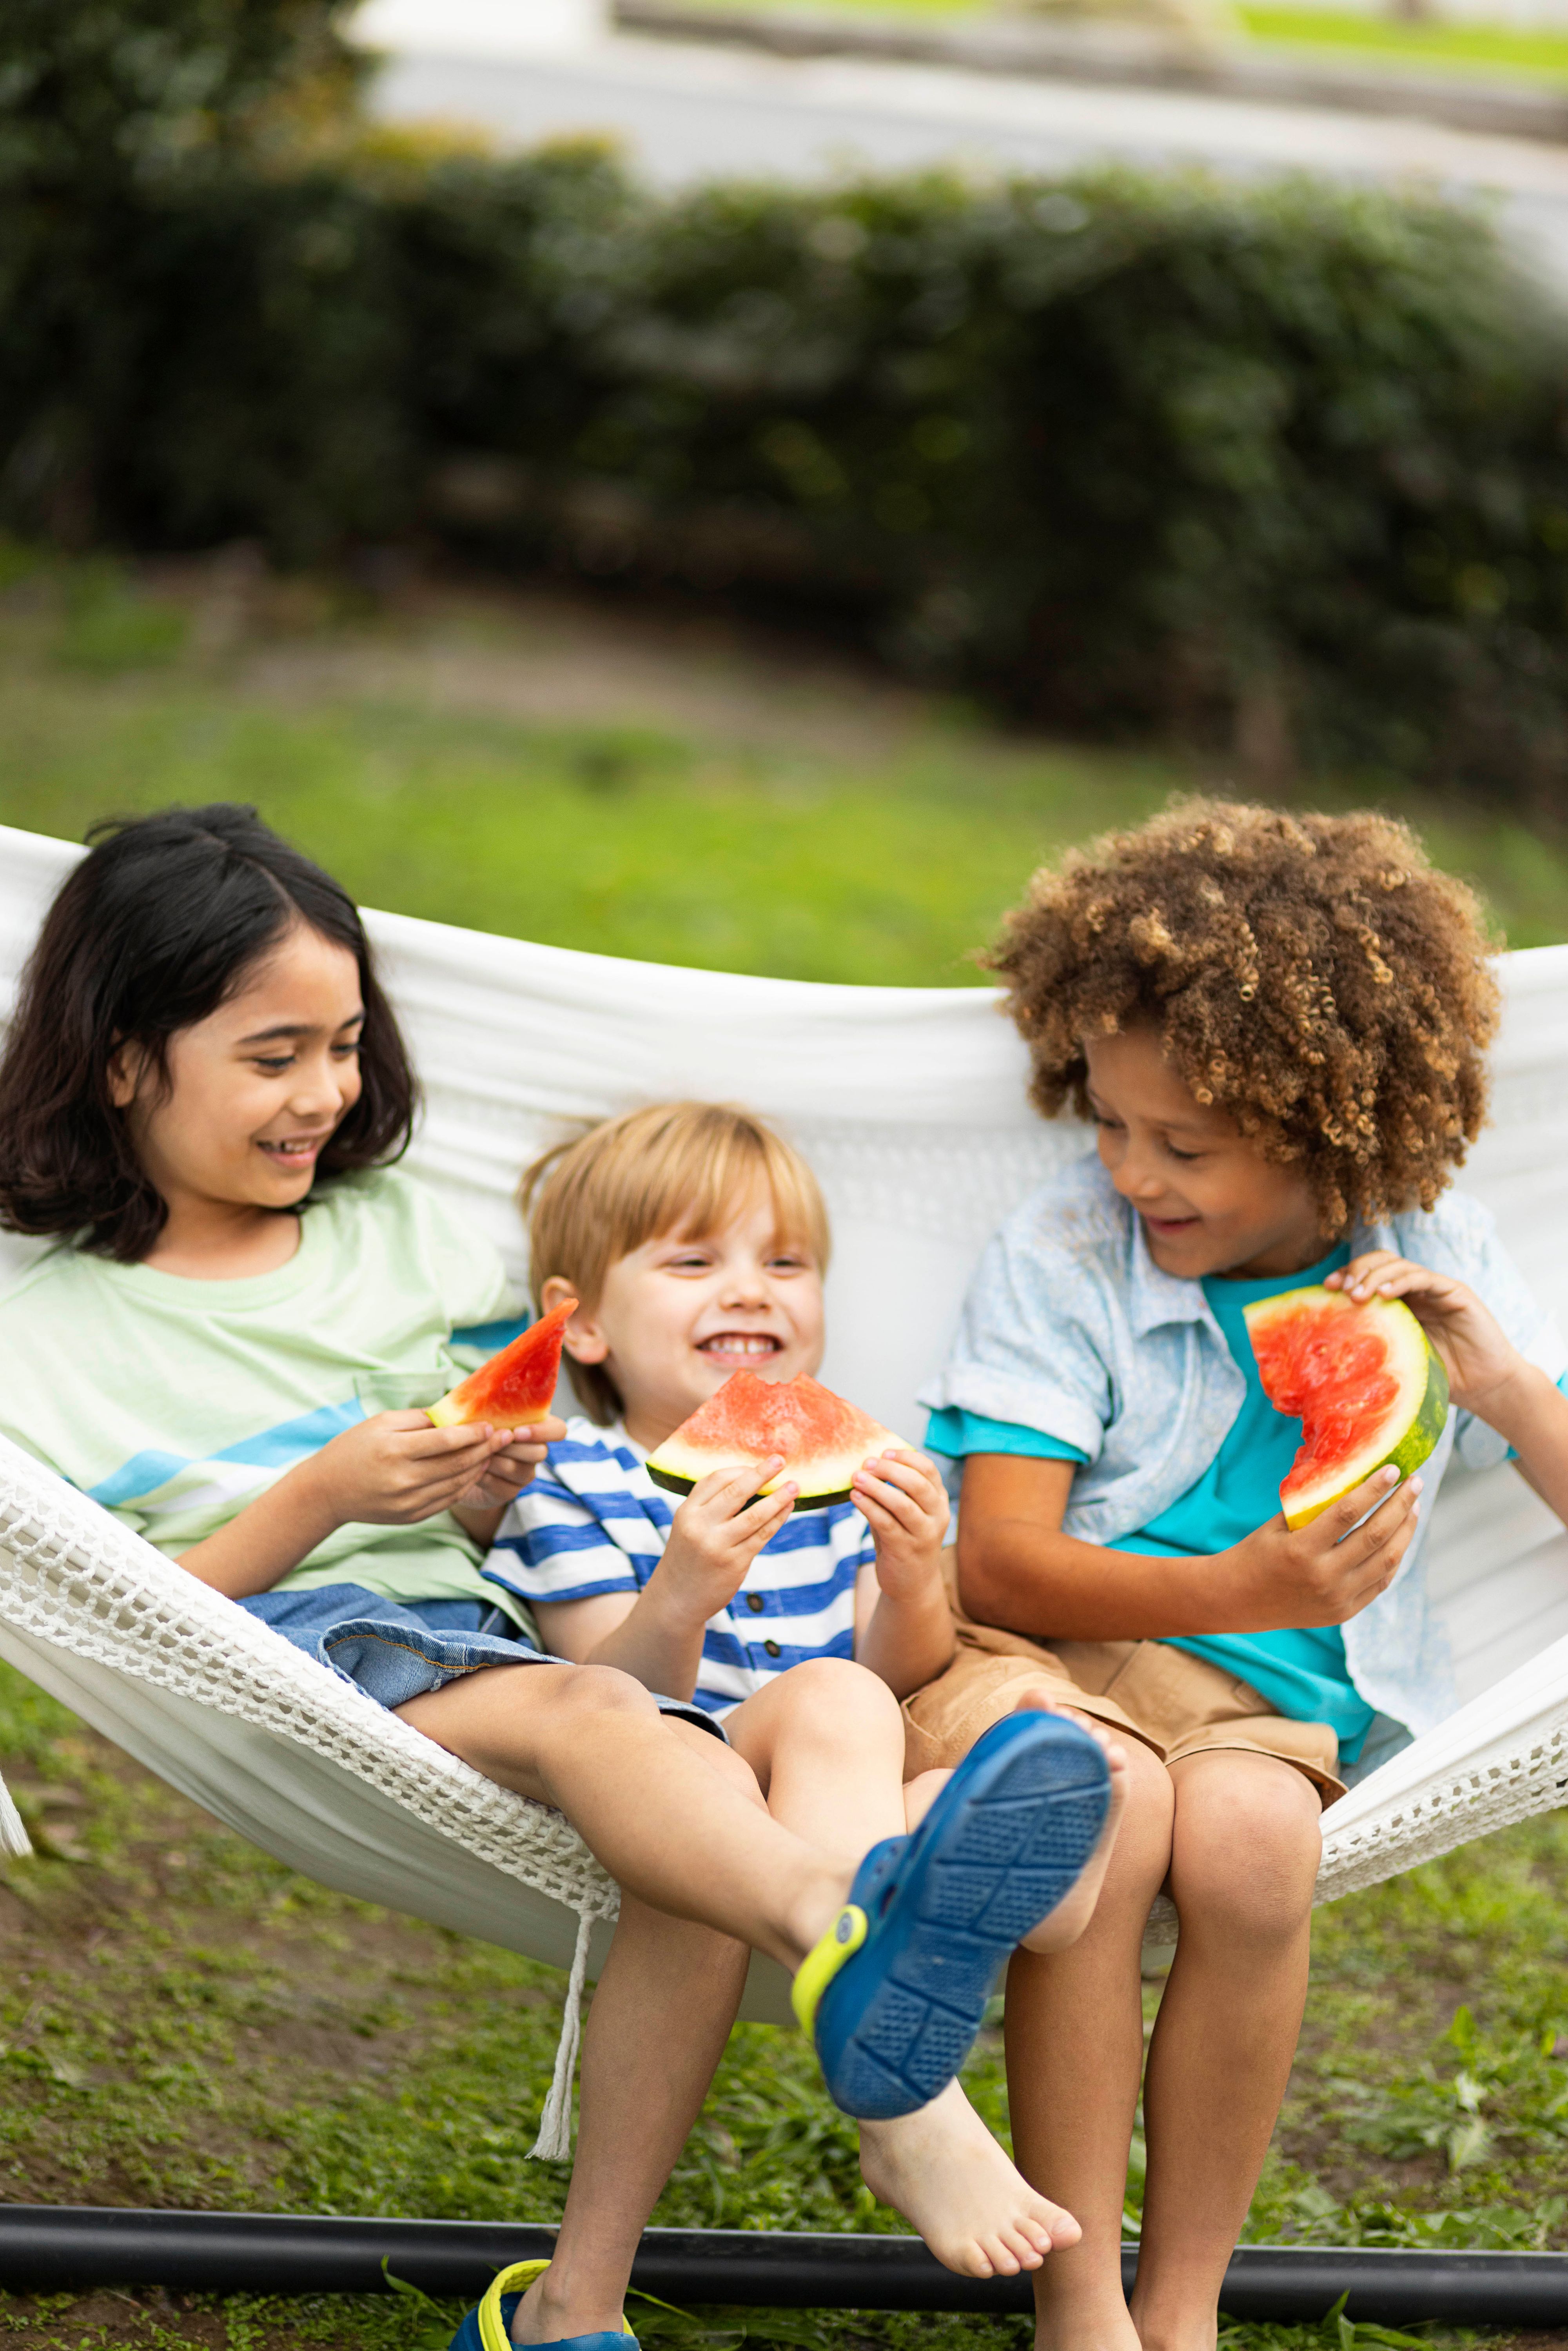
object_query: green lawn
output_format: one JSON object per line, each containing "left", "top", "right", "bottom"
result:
{"left": 2, "top": 557, "right": 1566, "bottom": 975}
{"left": 662, "top": 0, "right": 1568, "bottom": 84}
{"left": 1238, "top": 5, "right": 1568, "bottom": 81}
{"left": 3, "top": 555, "right": 1568, "bottom": 2351}
{"left": 5, "top": 1661, "right": 1568, "bottom": 2351}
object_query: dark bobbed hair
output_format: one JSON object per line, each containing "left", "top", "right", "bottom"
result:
{"left": 0, "top": 805, "right": 417, "bottom": 1262}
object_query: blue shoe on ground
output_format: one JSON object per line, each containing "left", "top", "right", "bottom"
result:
{"left": 791, "top": 1709, "right": 1111, "bottom": 2120}
{"left": 446, "top": 2258, "right": 637, "bottom": 2351}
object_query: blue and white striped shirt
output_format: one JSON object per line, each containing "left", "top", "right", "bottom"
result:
{"left": 485, "top": 1419, "right": 875, "bottom": 1716}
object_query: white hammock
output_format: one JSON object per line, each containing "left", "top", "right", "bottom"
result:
{"left": 2, "top": 817, "right": 1568, "bottom": 2129}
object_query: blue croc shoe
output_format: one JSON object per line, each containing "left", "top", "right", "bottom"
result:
{"left": 791, "top": 1708, "right": 1111, "bottom": 2119}
{"left": 446, "top": 2259, "right": 637, "bottom": 2351}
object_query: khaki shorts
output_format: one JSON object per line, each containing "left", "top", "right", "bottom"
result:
{"left": 904, "top": 1570, "right": 1346, "bottom": 1807}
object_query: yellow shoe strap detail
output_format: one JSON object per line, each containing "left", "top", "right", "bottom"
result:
{"left": 479, "top": 2262, "right": 552, "bottom": 2351}
{"left": 477, "top": 2257, "right": 636, "bottom": 2351}
{"left": 790, "top": 1903, "right": 869, "bottom": 2037}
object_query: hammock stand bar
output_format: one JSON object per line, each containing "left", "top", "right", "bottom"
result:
{"left": 0, "top": 2211, "right": 1564, "bottom": 2326}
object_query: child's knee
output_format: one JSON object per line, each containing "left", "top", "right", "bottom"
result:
{"left": 546, "top": 1660, "right": 663, "bottom": 1727}
{"left": 779, "top": 1654, "right": 902, "bottom": 1738}
{"left": 1092, "top": 1725, "right": 1172, "bottom": 1829}
{"left": 1169, "top": 1752, "right": 1321, "bottom": 1937}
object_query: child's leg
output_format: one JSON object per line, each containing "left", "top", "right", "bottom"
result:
{"left": 1002, "top": 1733, "right": 1176, "bottom": 2351}
{"left": 722, "top": 1659, "right": 1084, "bottom": 2282}
{"left": 397, "top": 1661, "right": 851, "bottom": 1967}
{"left": 1127, "top": 1750, "right": 1321, "bottom": 2351}
{"left": 904, "top": 1678, "right": 1130, "bottom": 1955}
{"left": 1004, "top": 1743, "right": 1321, "bottom": 2351}
{"left": 513, "top": 1893, "right": 750, "bottom": 2345}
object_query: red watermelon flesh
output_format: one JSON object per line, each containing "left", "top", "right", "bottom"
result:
{"left": 646, "top": 1372, "right": 906, "bottom": 1513}
{"left": 1243, "top": 1285, "right": 1448, "bottom": 1530}
{"left": 426, "top": 1297, "right": 577, "bottom": 1431}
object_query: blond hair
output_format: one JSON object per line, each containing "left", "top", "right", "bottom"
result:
{"left": 522, "top": 1101, "right": 831, "bottom": 1424}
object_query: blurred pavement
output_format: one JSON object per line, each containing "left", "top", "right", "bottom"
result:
{"left": 361, "top": 0, "right": 1568, "bottom": 289}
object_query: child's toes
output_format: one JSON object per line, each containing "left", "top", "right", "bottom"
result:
{"left": 994, "top": 2224, "right": 1047, "bottom": 2274}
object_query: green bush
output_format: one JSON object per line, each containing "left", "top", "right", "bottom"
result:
{"left": 0, "top": 0, "right": 364, "bottom": 189}
{"left": 434, "top": 167, "right": 1568, "bottom": 793}
{"left": 4, "top": 0, "right": 1568, "bottom": 793}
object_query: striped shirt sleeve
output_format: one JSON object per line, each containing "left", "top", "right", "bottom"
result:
{"left": 486, "top": 1428, "right": 668, "bottom": 1607}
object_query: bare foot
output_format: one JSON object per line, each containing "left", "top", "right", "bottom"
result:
{"left": 858, "top": 2078, "right": 1082, "bottom": 2279}
{"left": 1016, "top": 1708, "right": 1131, "bottom": 1955}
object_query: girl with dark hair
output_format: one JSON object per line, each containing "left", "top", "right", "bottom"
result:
{"left": 0, "top": 806, "right": 1121, "bottom": 2351}
{"left": 0, "top": 802, "right": 417, "bottom": 1264}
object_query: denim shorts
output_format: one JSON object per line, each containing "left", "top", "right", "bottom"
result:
{"left": 241, "top": 1584, "right": 724, "bottom": 1736}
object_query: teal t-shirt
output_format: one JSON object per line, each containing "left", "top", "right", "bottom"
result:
{"left": 925, "top": 1407, "right": 1083, "bottom": 1463}
{"left": 1129, "top": 1245, "right": 1372, "bottom": 1761}
{"left": 926, "top": 1241, "right": 1376, "bottom": 1759}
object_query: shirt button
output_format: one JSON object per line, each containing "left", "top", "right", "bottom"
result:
{"left": 764, "top": 1640, "right": 782, "bottom": 1658}
{"left": 746, "top": 1593, "right": 765, "bottom": 1613}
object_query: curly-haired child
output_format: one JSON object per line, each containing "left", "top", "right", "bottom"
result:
{"left": 908, "top": 799, "right": 1568, "bottom": 2351}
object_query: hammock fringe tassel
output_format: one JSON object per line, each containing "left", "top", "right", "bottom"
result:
{"left": 530, "top": 1910, "right": 594, "bottom": 2162}
{"left": 0, "top": 1770, "right": 32, "bottom": 1861}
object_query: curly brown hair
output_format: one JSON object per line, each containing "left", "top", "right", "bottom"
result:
{"left": 987, "top": 799, "right": 1500, "bottom": 1233}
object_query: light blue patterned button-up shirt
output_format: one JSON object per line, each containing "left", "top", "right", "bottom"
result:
{"left": 919, "top": 1154, "right": 1568, "bottom": 1738}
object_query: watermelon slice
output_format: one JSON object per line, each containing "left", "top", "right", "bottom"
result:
{"left": 426, "top": 1297, "right": 577, "bottom": 1432}
{"left": 646, "top": 1372, "right": 906, "bottom": 1512}
{"left": 1243, "top": 1284, "right": 1449, "bottom": 1530}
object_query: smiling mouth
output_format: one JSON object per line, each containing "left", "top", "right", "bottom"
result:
{"left": 698, "top": 1333, "right": 782, "bottom": 1358}
{"left": 1143, "top": 1212, "right": 1201, "bottom": 1233}
{"left": 257, "top": 1137, "right": 326, "bottom": 1166}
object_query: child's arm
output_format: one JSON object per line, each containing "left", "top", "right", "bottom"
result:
{"left": 1328, "top": 1249, "right": 1568, "bottom": 1527}
{"left": 850, "top": 1447, "right": 956, "bottom": 1697}
{"left": 958, "top": 1454, "right": 1422, "bottom": 1640}
{"left": 175, "top": 1411, "right": 564, "bottom": 1599}
{"left": 530, "top": 1460, "right": 795, "bottom": 1698}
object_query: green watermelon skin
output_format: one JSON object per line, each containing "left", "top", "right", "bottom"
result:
{"left": 647, "top": 1372, "right": 904, "bottom": 1514}
{"left": 647, "top": 1465, "right": 848, "bottom": 1514}
{"left": 1244, "top": 1285, "right": 1450, "bottom": 1531}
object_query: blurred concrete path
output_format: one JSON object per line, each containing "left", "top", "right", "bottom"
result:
{"left": 361, "top": 1, "right": 1568, "bottom": 289}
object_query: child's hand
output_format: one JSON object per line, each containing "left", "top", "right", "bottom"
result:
{"left": 1327, "top": 1251, "right": 1519, "bottom": 1420}
{"left": 302, "top": 1410, "right": 514, "bottom": 1527}
{"left": 455, "top": 1416, "right": 569, "bottom": 1510}
{"left": 1227, "top": 1463, "right": 1424, "bottom": 1627}
{"left": 657, "top": 1460, "right": 797, "bottom": 1624}
{"left": 852, "top": 1446, "right": 951, "bottom": 1601}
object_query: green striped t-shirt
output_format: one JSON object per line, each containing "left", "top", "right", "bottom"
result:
{"left": 0, "top": 1168, "right": 533, "bottom": 1618}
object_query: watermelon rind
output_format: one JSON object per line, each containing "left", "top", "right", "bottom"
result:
{"left": 646, "top": 1458, "right": 850, "bottom": 1513}
{"left": 1243, "top": 1285, "right": 1450, "bottom": 1531}
{"left": 646, "top": 1372, "right": 905, "bottom": 1515}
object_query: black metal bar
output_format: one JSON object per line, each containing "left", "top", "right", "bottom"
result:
{"left": 0, "top": 2209, "right": 1566, "bottom": 2327}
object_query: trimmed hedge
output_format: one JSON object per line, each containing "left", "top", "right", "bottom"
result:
{"left": 5, "top": 1, "right": 1568, "bottom": 790}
